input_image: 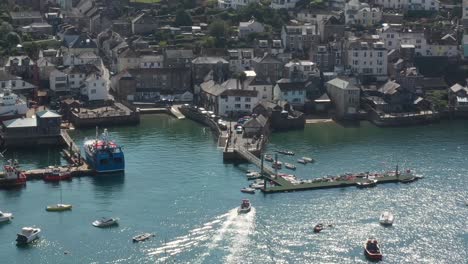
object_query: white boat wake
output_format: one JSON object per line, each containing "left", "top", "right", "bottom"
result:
{"left": 147, "top": 208, "right": 256, "bottom": 263}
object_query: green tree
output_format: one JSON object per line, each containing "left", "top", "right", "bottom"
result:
{"left": 174, "top": 9, "right": 193, "bottom": 27}
{"left": 5, "top": 32, "right": 21, "bottom": 48}
{"left": 208, "top": 20, "right": 230, "bottom": 47}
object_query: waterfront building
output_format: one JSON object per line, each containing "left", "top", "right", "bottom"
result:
{"left": 243, "top": 115, "right": 268, "bottom": 137}
{"left": 199, "top": 79, "right": 259, "bottom": 117}
{"left": 326, "top": 77, "right": 360, "bottom": 119}
{"left": 273, "top": 79, "right": 309, "bottom": 109}
{"left": 449, "top": 84, "right": 468, "bottom": 112}
{"left": 0, "top": 110, "right": 62, "bottom": 147}
{"left": 192, "top": 57, "right": 230, "bottom": 85}
{"left": 346, "top": 38, "right": 388, "bottom": 81}
{"left": 0, "top": 70, "right": 36, "bottom": 94}
{"left": 251, "top": 54, "right": 284, "bottom": 83}
{"left": 80, "top": 73, "right": 109, "bottom": 101}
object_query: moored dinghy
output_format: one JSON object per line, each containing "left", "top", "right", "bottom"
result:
{"left": 133, "top": 233, "right": 154, "bottom": 242}
{"left": 92, "top": 217, "right": 119, "bottom": 227}
{"left": 240, "top": 187, "right": 256, "bottom": 194}
{"left": 284, "top": 163, "right": 296, "bottom": 170}
{"left": 313, "top": 223, "right": 324, "bottom": 233}
{"left": 357, "top": 179, "right": 378, "bottom": 188}
{"left": 302, "top": 157, "right": 314, "bottom": 163}
{"left": 297, "top": 159, "right": 306, "bottom": 164}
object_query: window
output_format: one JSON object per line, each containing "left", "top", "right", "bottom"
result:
{"left": 235, "top": 104, "right": 241, "bottom": 109}
{"left": 264, "top": 87, "right": 267, "bottom": 91}
{"left": 245, "top": 104, "right": 251, "bottom": 109}
{"left": 91, "top": 89, "right": 96, "bottom": 94}
{"left": 292, "top": 91, "right": 296, "bottom": 95}
{"left": 378, "top": 52, "right": 383, "bottom": 57}
{"left": 93, "top": 83, "right": 96, "bottom": 87}
{"left": 235, "top": 97, "right": 241, "bottom": 101}
{"left": 245, "top": 97, "right": 251, "bottom": 102}
{"left": 22, "top": 81, "right": 25, "bottom": 86}
{"left": 70, "top": 74, "right": 75, "bottom": 78}
{"left": 299, "top": 91, "right": 303, "bottom": 95}
{"left": 284, "top": 91, "right": 288, "bottom": 96}
{"left": 1, "top": 82, "right": 4, "bottom": 88}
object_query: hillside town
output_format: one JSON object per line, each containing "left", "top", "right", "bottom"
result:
{"left": 0, "top": 0, "right": 467, "bottom": 146}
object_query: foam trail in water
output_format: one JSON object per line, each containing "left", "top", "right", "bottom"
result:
{"left": 148, "top": 212, "right": 230, "bottom": 259}
{"left": 225, "top": 207, "right": 256, "bottom": 264}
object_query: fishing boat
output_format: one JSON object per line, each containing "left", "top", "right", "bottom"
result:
{"left": 364, "top": 238, "right": 383, "bottom": 261}
{"left": 264, "top": 155, "right": 273, "bottom": 162}
{"left": 297, "top": 159, "right": 307, "bottom": 164}
{"left": 240, "top": 187, "right": 256, "bottom": 194}
{"left": 302, "top": 157, "right": 314, "bottom": 163}
{"left": 133, "top": 233, "right": 154, "bottom": 243}
{"left": 356, "top": 179, "right": 378, "bottom": 188}
{"left": 43, "top": 166, "right": 72, "bottom": 182}
{"left": 92, "top": 217, "right": 119, "bottom": 227}
{"left": 83, "top": 128, "right": 125, "bottom": 173}
{"left": 0, "top": 159, "right": 26, "bottom": 189}
{"left": 379, "top": 211, "right": 394, "bottom": 226}
{"left": 16, "top": 227, "right": 41, "bottom": 245}
{"left": 237, "top": 199, "right": 251, "bottom": 214}
{"left": 313, "top": 223, "right": 324, "bottom": 233}
{"left": 0, "top": 211, "right": 13, "bottom": 222}
{"left": 276, "top": 150, "right": 295, "bottom": 156}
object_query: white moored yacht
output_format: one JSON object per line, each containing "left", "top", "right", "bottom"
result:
{"left": 0, "top": 210, "right": 13, "bottom": 222}
{"left": 379, "top": 211, "right": 394, "bottom": 226}
{"left": 16, "top": 227, "right": 41, "bottom": 244}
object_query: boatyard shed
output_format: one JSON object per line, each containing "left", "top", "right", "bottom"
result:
{"left": 2, "top": 118, "right": 37, "bottom": 137}
{"left": 36, "top": 110, "right": 61, "bottom": 135}
{"left": 243, "top": 115, "right": 268, "bottom": 137}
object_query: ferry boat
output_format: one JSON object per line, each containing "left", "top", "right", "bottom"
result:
{"left": 43, "top": 166, "right": 72, "bottom": 182}
{"left": 83, "top": 128, "right": 125, "bottom": 173}
{"left": 0, "top": 89, "right": 28, "bottom": 121}
{"left": 0, "top": 159, "right": 26, "bottom": 188}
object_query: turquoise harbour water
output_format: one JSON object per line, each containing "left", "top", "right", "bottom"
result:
{"left": 0, "top": 115, "right": 467, "bottom": 263}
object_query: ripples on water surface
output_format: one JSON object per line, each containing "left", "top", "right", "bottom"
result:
{"left": 0, "top": 115, "right": 466, "bottom": 263}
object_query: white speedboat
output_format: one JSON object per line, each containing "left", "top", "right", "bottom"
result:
{"left": 379, "top": 211, "right": 394, "bottom": 226}
{"left": 16, "top": 227, "right": 41, "bottom": 244}
{"left": 237, "top": 199, "right": 251, "bottom": 214}
{"left": 0, "top": 211, "right": 13, "bottom": 222}
{"left": 302, "top": 157, "right": 314, "bottom": 163}
{"left": 92, "top": 217, "right": 119, "bottom": 227}
{"left": 133, "top": 233, "right": 154, "bottom": 243}
{"left": 240, "top": 187, "right": 256, "bottom": 194}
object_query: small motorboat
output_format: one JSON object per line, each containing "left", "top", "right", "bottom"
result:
{"left": 364, "top": 238, "right": 383, "bottom": 261}
{"left": 46, "top": 204, "right": 72, "bottom": 212}
{"left": 250, "top": 183, "right": 264, "bottom": 189}
{"left": 399, "top": 177, "right": 418, "bottom": 183}
{"left": 272, "top": 161, "right": 282, "bottom": 169}
{"left": 284, "top": 163, "right": 296, "bottom": 170}
{"left": 240, "top": 187, "right": 256, "bottom": 194}
{"left": 277, "top": 150, "right": 295, "bottom": 156}
{"left": 43, "top": 167, "right": 72, "bottom": 182}
{"left": 16, "top": 227, "right": 41, "bottom": 244}
{"left": 302, "top": 157, "right": 314, "bottom": 163}
{"left": 133, "top": 233, "right": 154, "bottom": 243}
{"left": 297, "top": 159, "right": 307, "bottom": 164}
{"left": 92, "top": 217, "right": 119, "bottom": 227}
{"left": 237, "top": 199, "right": 251, "bottom": 214}
{"left": 356, "top": 179, "right": 378, "bottom": 188}
{"left": 246, "top": 171, "right": 261, "bottom": 180}
{"left": 313, "top": 223, "right": 324, "bottom": 233}
{"left": 264, "top": 155, "right": 273, "bottom": 162}
{"left": 379, "top": 211, "right": 394, "bottom": 226}
{"left": 0, "top": 211, "right": 13, "bottom": 223}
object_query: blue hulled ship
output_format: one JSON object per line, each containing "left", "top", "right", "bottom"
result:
{"left": 83, "top": 128, "right": 125, "bottom": 173}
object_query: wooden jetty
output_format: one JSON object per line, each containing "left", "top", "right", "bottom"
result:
{"left": 24, "top": 164, "right": 93, "bottom": 180}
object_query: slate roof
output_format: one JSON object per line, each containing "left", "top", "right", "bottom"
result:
{"left": 327, "top": 78, "right": 359, "bottom": 90}
{"left": 165, "top": 49, "right": 194, "bottom": 59}
{"left": 192, "top": 57, "right": 228, "bottom": 64}
{"left": 379, "top": 81, "right": 401, "bottom": 95}
{"left": 276, "top": 79, "right": 308, "bottom": 91}
{"left": 3, "top": 118, "right": 37, "bottom": 128}
{"left": 243, "top": 115, "right": 267, "bottom": 128}
{"left": 36, "top": 110, "right": 61, "bottom": 118}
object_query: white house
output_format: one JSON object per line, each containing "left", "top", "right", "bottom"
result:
{"left": 81, "top": 73, "right": 108, "bottom": 101}
{"left": 49, "top": 69, "right": 69, "bottom": 93}
{"left": 243, "top": 71, "right": 275, "bottom": 101}
{"left": 270, "top": 0, "right": 300, "bottom": 9}
{"left": 283, "top": 60, "right": 320, "bottom": 81}
{"left": 63, "top": 51, "right": 101, "bottom": 66}
{"left": 347, "top": 40, "right": 388, "bottom": 80}
{"left": 0, "top": 70, "right": 36, "bottom": 93}
{"left": 326, "top": 77, "right": 360, "bottom": 119}
{"left": 345, "top": 0, "right": 382, "bottom": 27}
{"left": 239, "top": 18, "right": 265, "bottom": 38}
{"left": 273, "top": 79, "right": 307, "bottom": 108}
{"left": 218, "top": 0, "right": 259, "bottom": 9}
{"left": 200, "top": 79, "right": 259, "bottom": 117}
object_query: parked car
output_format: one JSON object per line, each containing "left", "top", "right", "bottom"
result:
{"left": 236, "top": 126, "right": 243, "bottom": 134}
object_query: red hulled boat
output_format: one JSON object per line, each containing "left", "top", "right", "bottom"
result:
{"left": 0, "top": 159, "right": 26, "bottom": 188}
{"left": 364, "top": 238, "right": 383, "bottom": 261}
{"left": 43, "top": 166, "right": 72, "bottom": 182}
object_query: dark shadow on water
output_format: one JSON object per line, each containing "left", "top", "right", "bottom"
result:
{"left": 92, "top": 172, "right": 125, "bottom": 186}
{"left": 0, "top": 186, "right": 25, "bottom": 199}
{"left": 334, "top": 119, "right": 361, "bottom": 128}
